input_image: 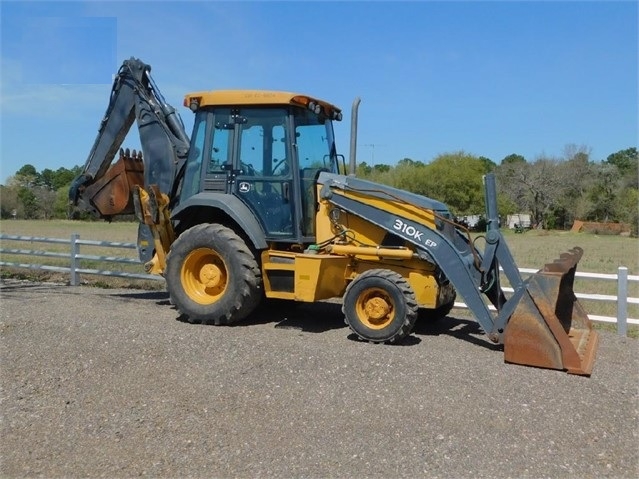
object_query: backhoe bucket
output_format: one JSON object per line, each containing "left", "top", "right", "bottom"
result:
{"left": 83, "top": 149, "right": 145, "bottom": 218}
{"left": 503, "top": 247, "right": 599, "bottom": 376}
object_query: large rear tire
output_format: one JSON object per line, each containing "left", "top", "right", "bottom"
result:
{"left": 342, "top": 269, "right": 418, "bottom": 344}
{"left": 165, "top": 224, "right": 262, "bottom": 325}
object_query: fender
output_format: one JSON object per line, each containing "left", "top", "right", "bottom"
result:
{"left": 171, "top": 192, "right": 268, "bottom": 250}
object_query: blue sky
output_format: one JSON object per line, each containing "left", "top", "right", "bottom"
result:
{"left": 1, "top": 0, "right": 637, "bottom": 185}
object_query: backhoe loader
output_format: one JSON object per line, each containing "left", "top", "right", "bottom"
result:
{"left": 70, "top": 57, "right": 599, "bottom": 375}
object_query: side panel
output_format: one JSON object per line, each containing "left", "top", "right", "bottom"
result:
{"left": 295, "top": 255, "right": 350, "bottom": 301}
{"left": 171, "top": 192, "right": 267, "bottom": 250}
{"left": 261, "top": 250, "right": 349, "bottom": 302}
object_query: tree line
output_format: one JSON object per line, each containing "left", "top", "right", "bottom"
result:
{"left": 355, "top": 145, "right": 637, "bottom": 234}
{"left": 1, "top": 164, "right": 83, "bottom": 220}
{"left": 1, "top": 146, "right": 637, "bottom": 235}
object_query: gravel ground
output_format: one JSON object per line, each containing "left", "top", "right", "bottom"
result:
{"left": 1, "top": 279, "right": 638, "bottom": 479}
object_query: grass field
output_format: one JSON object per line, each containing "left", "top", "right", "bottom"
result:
{"left": 0, "top": 220, "right": 163, "bottom": 290}
{"left": 1, "top": 219, "right": 637, "bottom": 327}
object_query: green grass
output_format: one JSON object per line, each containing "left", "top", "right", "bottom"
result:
{"left": 4, "top": 220, "right": 636, "bottom": 271}
{"left": 497, "top": 229, "right": 638, "bottom": 275}
{"left": 0, "top": 219, "right": 139, "bottom": 242}
{"left": 0, "top": 219, "right": 162, "bottom": 289}
{"left": 592, "top": 321, "right": 638, "bottom": 339}
{"left": 1, "top": 219, "right": 637, "bottom": 322}
{"left": 493, "top": 229, "right": 638, "bottom": 322}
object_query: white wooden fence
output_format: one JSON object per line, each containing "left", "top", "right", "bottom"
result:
{"left": 1, "top": 233, "right": 637, "bottom": 336}
{"left": 0, "top": 233, "right": 160, "bottom": 285}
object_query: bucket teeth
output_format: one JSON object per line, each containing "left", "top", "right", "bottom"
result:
{"left": 81, "top": 150, "right": 145, "bottom": 218}
{"left": 541, "top": 246, "right": 583, "bottom": 273}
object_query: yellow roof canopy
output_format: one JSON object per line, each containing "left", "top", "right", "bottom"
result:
{"left": 184, "top": 90, "right": 342, "bottom": 119}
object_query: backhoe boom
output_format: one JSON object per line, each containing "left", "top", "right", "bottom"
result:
{"left": 69, "top": 58, "right": 190, "bottom": 218}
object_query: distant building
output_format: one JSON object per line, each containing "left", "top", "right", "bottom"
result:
{"left": 507, "top": 214, "right": 531, "bottom": 229}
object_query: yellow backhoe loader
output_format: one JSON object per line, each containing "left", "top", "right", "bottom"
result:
{"left": 70, "top": 58, "right": 599, "bottom": 375}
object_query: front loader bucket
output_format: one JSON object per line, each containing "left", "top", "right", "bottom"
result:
{"left": 83, "top": 148, "right": 145, "bottom": 218}
{"left": 504, "top": 247, "right": 599, "bottom": 376}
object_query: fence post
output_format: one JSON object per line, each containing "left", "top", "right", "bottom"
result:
{"left": 617, "top": 266, "right": 628, "bottom": 337}
{"left": 70, "top": 233, "right": 80, "bottom": 286}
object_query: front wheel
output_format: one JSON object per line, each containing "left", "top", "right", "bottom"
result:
{"left": 165, "top": 224, "right": 262, "bottom": 325}
{"left": 342, "top": 269, "right": 418, "bottom": 344}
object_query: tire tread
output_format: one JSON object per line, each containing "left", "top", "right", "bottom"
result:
{"left": 342, "top": 268, "right": 418, "bottom": 344}
{"left": 165, "top": 223, "right": 261, "bottom": 325}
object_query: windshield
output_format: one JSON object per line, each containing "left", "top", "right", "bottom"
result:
{"left": 293, "top": 108, "right": 338, "bottom": 173}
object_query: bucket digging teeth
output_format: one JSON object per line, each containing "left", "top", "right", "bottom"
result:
{"left": 83, "top": 149, "right": 145, "bottom": 218}
{"left": 503, "top": 246, "right": 599, "bottom": 376}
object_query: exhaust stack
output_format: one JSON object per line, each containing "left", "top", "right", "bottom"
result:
{"left": 348, "top": 97, "right": 361, "bottom": 176}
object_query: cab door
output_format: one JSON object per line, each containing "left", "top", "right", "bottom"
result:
{"left": 180, "top": 109, "right": 234, "bottom": 200}
{"left": 233, "top": 108, "right": 296, "bottom": 239}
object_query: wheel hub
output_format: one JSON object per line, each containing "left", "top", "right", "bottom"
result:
{"left": 356, "top": 288, "right": 395, "bottom": 329}
{"left": 199, "top": 263, "right": 222, "bottom": 288}
{"left": 181, "top": 247, "right": 228, "bottom": 304}
{"left": 364, "top": 297, "right": 391, "bottom": 321}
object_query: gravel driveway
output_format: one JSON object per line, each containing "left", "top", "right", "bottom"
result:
{"left": 1, "top": 279, "right": 638, "bottom": 478}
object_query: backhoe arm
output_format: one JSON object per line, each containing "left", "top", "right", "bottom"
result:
{"left": 69, "top": 57, "right": 190, "bottom": 219}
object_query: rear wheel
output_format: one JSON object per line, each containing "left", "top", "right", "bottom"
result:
{"left": 165, "top": 224, "right": 262, "bottom": 325}
{"left": 342, "top": 269, "right": 418, "bottom": 344}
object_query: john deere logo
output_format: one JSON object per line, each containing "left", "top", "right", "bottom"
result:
{"left": 239, "top": 182, "right": 251, "bottom": 193}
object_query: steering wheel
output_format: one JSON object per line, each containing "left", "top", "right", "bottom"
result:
{"left": 240, "top": 162, "right": 259, "bottom": 176}
{"left": 272, "top": 158, "right": 288, "bottom": 176}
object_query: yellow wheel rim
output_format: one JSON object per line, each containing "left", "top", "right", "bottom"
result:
{"left": 355, "top": 287, "right": 395, "bottom": 330}
{"left": 180, "top": 247, "right": 228, "bottom": 305}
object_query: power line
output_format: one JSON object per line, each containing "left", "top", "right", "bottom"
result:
{"left": 361, "top": 143, "right": 386, "bottom": 165}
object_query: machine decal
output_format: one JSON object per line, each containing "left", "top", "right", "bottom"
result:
{"left": 392, "top": 218, "right": 438, "bottom": 248}
{"left": 238, "top": 182, "right": 251, "bottom": 193}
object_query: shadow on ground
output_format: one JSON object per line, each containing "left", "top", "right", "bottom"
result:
{"left": 112, "top": 290, "right": 172, "bottom": 305}
{"left": 247, "top": 300, "right": 347, "bottom": 334}
{"left": 414, "top": 313, "right": 503, "bottom": 351}
{"left": 108, "top": 289, "right": 501, "bottom": 350}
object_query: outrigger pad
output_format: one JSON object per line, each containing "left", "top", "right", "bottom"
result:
{"left": 503, "top": 247, "right": 599, "bottom": 376}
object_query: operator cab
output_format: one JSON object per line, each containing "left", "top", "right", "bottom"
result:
{"left": 180, "top": 90, "right": 344, "bottom": 244}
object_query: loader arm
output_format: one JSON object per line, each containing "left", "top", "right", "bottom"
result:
{"left": 318, "top": 172, "right": 505, "bottom": 340}
{"left": 318, "top": 171, "right": 598, "bottom": 375}
{"left": 69, "top": 57, "right": 190, "bottom": 219}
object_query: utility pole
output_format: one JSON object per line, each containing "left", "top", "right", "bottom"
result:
{"left": 361, "top": 143, "right": 386, "bottom": 165}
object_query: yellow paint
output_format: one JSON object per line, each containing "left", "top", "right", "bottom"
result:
{"left": 180, "top": 247, "right": 228, "bottom": 305}
{"left": 133, "top": 186, "right": 175, "bottom": 275}
{"left": 294, "top": 254, "right": 349, "bottom": 301}
{"left": 309, "top": 182, "right": 447, "bottom": 309}
{"left": 184, "top": 90, "right": 341, "bottom": 117}
{"left": 261, "top": 250, "right": 349, "bottom": 302}
{"left": 338, "top": 188, "right": 438, "bottom": 230}
{"left": 355, "top": 287, "right": 395, "bottom": 330}
{"left": 328, "top": 244, "right": 414, "bottom": 259}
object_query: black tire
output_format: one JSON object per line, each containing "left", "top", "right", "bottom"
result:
{"left": 342, "top": 269, "right": 418, "bottom": 344}
{"left": 165, "top": 224, "right": 262, "bottom": 325}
